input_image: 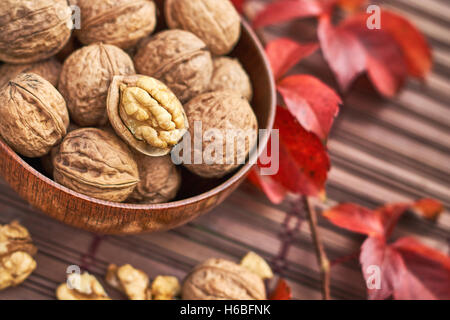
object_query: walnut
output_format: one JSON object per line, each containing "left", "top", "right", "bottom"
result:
{"left": 106, "top": 264, "right": 152, "bottom": 300}
{"left": 53, "top": 128, "right": 139, "bottom": 202}
{"left": 107, "top": 75, "right": 188, "bottom": 156}
{"left": 134, "top": 30, "right": 213, "bottom": 103}
{"left": 165, "top": 0, "right": 241, "bottom": 55}
{"left": 152, "top": 276, "right": 181, "bottom": 300}
{"left": 0, "top": 73, "right": 69, "bottom": 158}
{"left": 209, "top": 57, "right": 253, "bottom": 101}
{"left": 0, "top": 221, "right": 37, "bottom": 290}
{"left": 59, "top": 43, "right": 135, "bottom": 127}
{"left": 0, "top": 58, "right": 62, "bottom": 88}
{"left": 56, "top": 272, "right": 110, "bottom": 300}
{"left": 182, "top": 90, "right": 258, "bottom": 178}
{"left": 240, "top": 252, "right": 274, "bottom": 280}
{"left": 76, "top": 0, "right": 157, "bottom": 49}
{"left": 182, "top": 258, "right": 266, "bottom": 300}
{"left": 0, "top": 0, "right": 72, "bottom": 64}
{"left": 128, "top": 153, "right": 181, "bottom": 204}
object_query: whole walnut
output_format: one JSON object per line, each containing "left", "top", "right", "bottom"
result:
{"left": 182, "top": 90, "right": 258, "bottom": 178}
{"left": 0, "top": 0, "right": 72, "bottom": 64}
{"left": 134, "top": 30, "right": 213, "bottom": 103}
{"left": 53, "top": 128, "right": 139, "bottom": 202}
{"left": 107, "top": 75, "right": 188, "bottom": 156}
{"left": 0, "top": 58, "right": 62, "bottom": 88}
{"left": 0, "top": 73, "right": 69, "bottom": 158}
{"left": 76, "top": 0, "right": 157, "bottom": 49}
{"left": 165, "top": 0, "right": 241, "bottom": 55}
{"left": 128, "top": 154, "right": 181, "bottom": 204}
{"left": 182, "top": 258, "right": 266, "bottom": 300}
{"left": 209, "top": 57, "right": 253, "bottom": 101}
{"left": 59, "top": 43, "right": 135, "bottom": 127}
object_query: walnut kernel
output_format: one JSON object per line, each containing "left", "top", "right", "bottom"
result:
{"left": 0, "top": 221, "right": 37, "bottom": 290}
{"left": 107, "top": 75, "right": 188, "bottom": 156}
{"left": 53, "top": 128, "right": 139, "bottom": 202}
{"left": 56, "top": 272, "right": 110, "bottom": 300}
{"left": 240, "top": 252, "right": 274, "bottom": 280}
{"left": 0, "top": 73, "right": 69, "bottom": 158}
{"left": 152, "top": 275, "right": 181, "bottom": 300}
{"left": 106, "top": 264, "right": 151, "bottom": 300}
{"left": 165, "top": 0, "right": 241, "bottom": 55}
{"left": 134, "top": 30, "right": 213, "bottom": 103}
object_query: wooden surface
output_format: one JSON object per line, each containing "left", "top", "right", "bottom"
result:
{"left": 0, "top": 0, "right": 449, "bottom": 299}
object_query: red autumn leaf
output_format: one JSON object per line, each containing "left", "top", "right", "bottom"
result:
{"left": 253, "top": 0, "right": 334, "bottom": 28}
{"left": 411, "top": 198, "right": 444, "bottom": 221}
{"left": 272, "top": 106, "right": 330, "bottom": 196}
{"left": 341, "top": 10, "right": 432, "bottom": 78}
{"left": 231, "top": 0, "right": 245, "bottom": 13}
{"left": 277, "top": 74, "right": 341, "bottom": 140}
{"left": 323, "top": 203, "right": 385, "bottom": 237}
{"left": 270, "top": 278, "right": 292, "bottom": 300}
{"left": 265, "top": 38, "right": 319, "bottom": 81}
{"left": 318, "top": 14, "right": 366, "bottom": 91}
{"left": 247, "top": 167, "right": 288, "bottom": 204}
{"left": 360, "top": 237, "right": 450, "bottom": 300}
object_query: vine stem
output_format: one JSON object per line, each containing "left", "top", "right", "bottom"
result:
{"left": 303, "top": 196, "right": 331, "bottom": 300}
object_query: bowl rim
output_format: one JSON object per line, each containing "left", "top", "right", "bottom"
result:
{"left": 0, "top": 19, "right": 276, "bottom": 211}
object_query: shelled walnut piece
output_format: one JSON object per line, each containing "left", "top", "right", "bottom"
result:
{"left": 165, "top": 0, "right": 241, "bottom": 55}
{"left": 0, "top": 221, "right": 37, "bottom": 290}
{"left": 152, "top": 276, "right": 181, "bottom": 300}
{"left": 182, "top": 258, "right": 266, "bottom": 300}
{"left": 107, "top": 75, "right": 188, "bottom": 156}
{"left": 240, "top": 252, "right": 274, "bottom": 280}
{"left": 106, "top": 264, "right": 152, "bottom": 300}
{"left": 56, "top": 272, "right": 110, "bottom": 300}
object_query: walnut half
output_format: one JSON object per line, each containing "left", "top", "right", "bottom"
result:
{"left": 56, "top": 272, "right": 110, "bottom": 300}
{"left": 107, "top": 75, "right": 189, "bottom": 156}
{"left": 106, "top": 264, "right": 152, "bottom": 300}
{"left": 0, "top": 221, "right": 37, "bottom": 290}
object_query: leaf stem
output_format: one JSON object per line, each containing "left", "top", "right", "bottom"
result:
{"left": 303, "top": 196, "right": 331, "bottom": 300}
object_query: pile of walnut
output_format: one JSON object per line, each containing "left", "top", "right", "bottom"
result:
{"left": 0, "top": 0, "right": 257, "bottom": 204}
{"left": 0, "top": 221, "right": 37, "bottom": 291}
{"left": 56, "top": 251, "right": 273, "bottom": 300}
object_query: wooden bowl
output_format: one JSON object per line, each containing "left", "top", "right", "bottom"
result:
{"left": 0, "top": 6, "right": 276, "bottom": 234}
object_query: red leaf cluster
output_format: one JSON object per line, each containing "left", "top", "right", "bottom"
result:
{"left": 253, "top": 0, "right": 432, "bottom": 97}
{"left": 323, "top": 199, "right": 449, "bottom": 300}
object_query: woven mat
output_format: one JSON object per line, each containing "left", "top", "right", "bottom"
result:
{"left": 0, "top": 0, "right": 449, "bottom": 300}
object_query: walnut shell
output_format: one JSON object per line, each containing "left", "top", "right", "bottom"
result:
{"left": 165, "top": 0, "right": 241, "bottom": 55}
{"left": 182, "top": 90, "right": 258, "bottom": 178}
{"left": 0, "top": 58, "right": 62, "bottom": 88}
{"left": 134, "top": 30, "right": 213, "bottom": 103}
{"left": 0, "top": 0, "right": 72, "bottom": 64}
{"left": 59, "top": 43, "right": 135, "bottom": 127}
{"left": 53, "top": 128, "right": 139, "bottom": 202}
{"left": 128, "top": 154, "right": 181, "bottom": 204}
{"left": 182, "top": 258, "right": 266, "bottom": 300}
{"left": 0, "top": 73, "right": 69, "bottom": 158}
{"left": 107, "top": 75, "right": 189, "bottom": 156}
{"left": 209, "top": 57, "right": 253, "bottom": 101}
{"left": 76, "top": 0, "right": 157, "bottom": 49}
